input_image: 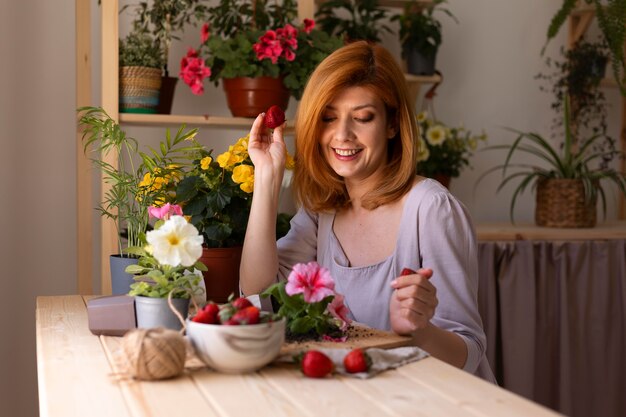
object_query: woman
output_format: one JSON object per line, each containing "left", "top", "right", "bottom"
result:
{"left": 240, "top": 41, "right": 495, "bottom": 382}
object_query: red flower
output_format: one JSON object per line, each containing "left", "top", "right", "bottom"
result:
{"left": 179, "top": 56, "right": 211, "bottom": 95}
{"left": 200, "top": 23, "right": 210, "bottom": 44}
{"left": 303, "top": 19, "right": 315, "bottom": 34}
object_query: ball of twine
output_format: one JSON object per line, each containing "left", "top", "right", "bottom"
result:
{"left": 120, "top": 327, "right": 187, "bottom": 381}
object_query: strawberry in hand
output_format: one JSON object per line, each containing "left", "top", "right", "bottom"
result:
{"left": 264, "top": 105, "right": 285, "bottom": 129}
{"left": 343, "top": 348, "right": 371, "bottom": 373}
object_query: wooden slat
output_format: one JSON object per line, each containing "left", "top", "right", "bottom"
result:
{"left": 76, "top": 0, "right": 93, "bottom": 294}
{"left": 100, "top": 0, "right": 120, "bottom": 295}
{"left": 397, "top": 358, "right": 562, "bottom": 417}
{"left": 475, "top": 221, "right": 626, "bottom": 241}
{"left": 99, "top": 336, "right": 220, "bottom": 417}
{"left": 36, "top": 296, "right": 128, "bottom": 417}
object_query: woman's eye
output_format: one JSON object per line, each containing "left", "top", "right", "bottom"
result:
{"left": 321, "top": 115, "right": 336, "bottom": 123}
{"left": 355, "top": 114, "right": 374, "bottom": 123}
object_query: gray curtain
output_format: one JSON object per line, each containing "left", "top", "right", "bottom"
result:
{"left": 478, "top": 240, "right": 626, "bottom": 417}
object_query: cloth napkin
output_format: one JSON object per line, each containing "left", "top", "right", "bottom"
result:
{"left": 277, "top": 346, "right": 429, "bottom": 379}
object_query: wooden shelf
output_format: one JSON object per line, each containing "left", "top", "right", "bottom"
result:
{"left": 476, "top": 222, "right": 626, "bottom": 241}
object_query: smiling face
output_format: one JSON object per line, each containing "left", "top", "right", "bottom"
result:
{"left": 319, "top": 86, "right": 395, "bottom": 187}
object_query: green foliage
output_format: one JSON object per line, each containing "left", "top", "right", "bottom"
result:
{"left": 206, "top": 0, "right": 298, "bottom": 38}
{"left": 479, "top": 96, "right": 626, "bottom": 222}
{"left": 77, "top": 106, "right": 203, "bottom": 254}
{"left": 124, "top": 0, "right": 210, "bottom": 74}
{"left": 119, "top": 29, "right": 164, "bottom": 68}
{"left": 315, "top": 0, "right": 393, "bottom": 43}
{"left": 125, "top": 246, "right": 207, "bottom": 298}
{"left": 416, "top": 111, "right": 487, "bottom": 178}
{"left": 391, "top": 0, "right": 457, "bottom": 58}
{"left": 198, "top": 12, "right": 342, "bottom": 100}
{"left": 261, "top": 281, "right": 343, "bottom": 339}
{"left": 543, "top": 0, "right": 626, "bottom": 95}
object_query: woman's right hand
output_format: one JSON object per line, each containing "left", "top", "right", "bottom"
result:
{"left": 248, "top": 113, "right": 287, "bottom": 181}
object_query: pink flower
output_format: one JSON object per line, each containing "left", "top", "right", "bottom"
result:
{"left": 327, "top": 293, "right": 351, "bottom": 330}
{"left": 179, "top": 56, "right": 211, "bottom": 95}
{"left": 148, "top": 203, "right": 183, "bottom": 220}
{"left": 303, "top": 19, "right": 315, "bottom": 34}
{"left": 286, "top": 262, "right": 335, "bottom": 303}
{"left": 200, "top": 23, "right": 210, "bottom": 44}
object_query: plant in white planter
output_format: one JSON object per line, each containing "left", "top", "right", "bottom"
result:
{"left": 126, "top": 213, "right": 208, "bottom": 330}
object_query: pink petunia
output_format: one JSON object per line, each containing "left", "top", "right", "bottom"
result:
{"left": 303, "top": 19, "right": 315, "bottom": 34}
{"left": 200, "top": 23, "right": 210, "bottom": 43}
{"left": 286, "top": 262, "right": 335, "bottom": 303}
{"left": 326, "top": 293, "right": 351, "bottom": 330}
{"left": 148, "top": 203, "right": 183, "bottom": 220}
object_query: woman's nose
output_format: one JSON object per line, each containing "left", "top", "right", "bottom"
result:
{"left": 334, "top": 117, "right": 354, "bottom": 142}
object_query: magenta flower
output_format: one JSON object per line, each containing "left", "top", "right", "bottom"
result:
{"left": 148, "top": 203, "right": 183, "bottom": 220}
{"left": 286, "top": 262, "right": 335, "bottom": 303}
{"left": 179, "top": 55, "right": 211, "bottom": 95}
{"left": 303, "top": 19, "right": 315, "bottom": 34}
{"left": 327, "top": 293, "right": 351, "bottom": 330}
{"left": 200, "top": 23, "right": 210, "bottom": 44}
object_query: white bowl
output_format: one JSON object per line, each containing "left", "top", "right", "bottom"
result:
{"left": 186, "top": 318, "right": 286, "bottom": 373}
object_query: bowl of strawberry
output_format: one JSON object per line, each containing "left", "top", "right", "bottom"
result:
{"left": 186, "top": 297, "right": 285, "bottom": 373}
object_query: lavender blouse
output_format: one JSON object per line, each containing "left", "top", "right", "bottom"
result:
{"left": 276, "top": 178, "right": 496, "bottom": 382}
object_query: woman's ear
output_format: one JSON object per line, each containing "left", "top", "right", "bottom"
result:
{"left": 387, "top": 124, "right": 397, "bottom": 139}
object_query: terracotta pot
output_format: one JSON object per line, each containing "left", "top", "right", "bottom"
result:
{"left": 222, "top": 77, "right": 289, "bottom": 118}
{"left": 198, "top": 246, "right": 243, "bottom": 303}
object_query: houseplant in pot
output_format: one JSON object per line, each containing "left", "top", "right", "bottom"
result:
{"left": 179, "top": 0, "right": 342, "bottom": 116}
{"left": 78, "top": 106, "right": 203, "bottom": 294}
{"left": 314, "top": 0, "right": 393, "bottom": 44}
{"left": 479, "top": 96, "right": 626, "bottom": 227}
{"left": 173, "top": 133, "right": 295, "bottom": 302}
{"left": 391, "top": 0, "right": 457, "bottom": 76}
{"left": 119, "top": 29, "right": 165, "bottom": 113}
{"left": 125, "top": 0, "right": 210, "bottom": 114}
{"left": 126, "top": 214, "right": 207, "bottom": 330}
{"left": 415, "top": 109, "right": 487, "bottom": 188}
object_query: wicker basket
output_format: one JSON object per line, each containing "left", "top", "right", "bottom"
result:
{"left": 535, "top": 178, "right": 597, "bottom": 228}
{"left": 119, "top": 66, "right": 162, "bottom": 113}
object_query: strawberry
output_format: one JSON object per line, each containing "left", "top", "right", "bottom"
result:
{"left": 401, "top": 268, "right": 416, "bottom": 276}
{"left": 226, "top": 306, "right": 260, "bottom": 325}
{"left": 231, "top": 297, "right": 253, "bottom": 310}
{"left": 264, "top": 105, "right": 285, "bottom": 129}
{"left": 301, "top": 350, "right": 334, "bottom": 378}
{"left": 192, "top": 302, "right": 220, "bottom": 324}
{"left": 343, "top": 348, "right": 371, "bottom": 373}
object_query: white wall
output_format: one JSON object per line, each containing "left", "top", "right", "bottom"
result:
{"left": 0, "top": 1, "right": 622, "bottom": 416}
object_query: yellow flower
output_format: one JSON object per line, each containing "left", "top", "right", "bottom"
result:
{"left": 285, "top": 152, "right": 296, "bottom": 170}
{"left": 426, "top": 125, "right": 446, "bottom": 146}
{"left": 468, "top": 138, "right": 478, "bottom": 150}
{"left": 217, "top": 151, "right": 232, "bottom": 168}
{"left": 416, "top": 111, "right": 428, "bottom": 123}
{"left": 232, "top": 164, "right": 254, "bottom": 193}
{"left": 416, "top": 138, "right": 430, "bottom": 162}
{"left": 200, "top": 156, "right": 212, "bottom": 170}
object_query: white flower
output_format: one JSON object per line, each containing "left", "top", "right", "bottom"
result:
{"left": 426, "top": 125, "right": 447, "bottom": 146}
{"left": 146, "top": 215, "right": 203, "bottom": 267}
{"left": 416, "top": 138, "right": 430, "bottom": 162}
{"left": 416, "top": 111, "right": 428, "bottom": 123}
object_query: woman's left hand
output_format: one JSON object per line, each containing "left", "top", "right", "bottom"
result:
{"left": 389, "top": 268, "right": 438, "bottom": 335}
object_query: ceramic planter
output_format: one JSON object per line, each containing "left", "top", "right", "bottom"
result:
{"left": 134, "top": 296, "right": 189, "bottom": 331}
{"left": 109, "top": 255, "right": 139, "bottom": 295}
{"left": 222, "top": 77, "right": 289, "bottom": 118}
{"left": 199, "top": 246, "right": 243, "bottom": 303}
{"left": 404, "top": 47, "right": 437, "bottom": 76}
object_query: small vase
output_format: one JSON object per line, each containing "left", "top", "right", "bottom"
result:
{"left": 156, "top": 75, "right": 178, "bottom": 114}
{"left": 199, "top": 246, "right": 243, "bottom": 303}
{"left": 110, "top": 255, "right": 139, "bottom": 295}
{"left": 134, "top": 296, "right": 189, "bottom": 331}
{"left": 222, "top": 77, "right": 290, "bottom": 118}
{"left": 404, "top": 47, "right": 437, "bottom": 76}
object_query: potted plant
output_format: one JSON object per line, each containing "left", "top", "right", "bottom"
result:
{"left": 479, "top": 96, "right": 626, "bottom": 227}
{"left": 119, "top": 29, "right": 165, "bottom": 113}
{"left": 314, "top": 0, "right": 393, "bottom": 44}
{"left": 415, "top": 110, "right": 487, "bottom": 188}
{"left": 125, "top": 0, "right": 210, "bottom": 113}
{"left": 391, "top": 0, "right": 457, "bottom": 76}
{"left": 78, "top": 106, "right": 202, "bottom": 293}
{"left": 126, "top": 214, "right": 207, "bottom": 330}
{"left": 179, "top": 0, "right": 342, "bottom": 116}
{"left": 172, "top": 133, "right": 295, "bottom": 301}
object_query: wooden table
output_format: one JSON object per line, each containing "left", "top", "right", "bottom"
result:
{"left": 36, "top": 296, "right": 561, "bottom": 417}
